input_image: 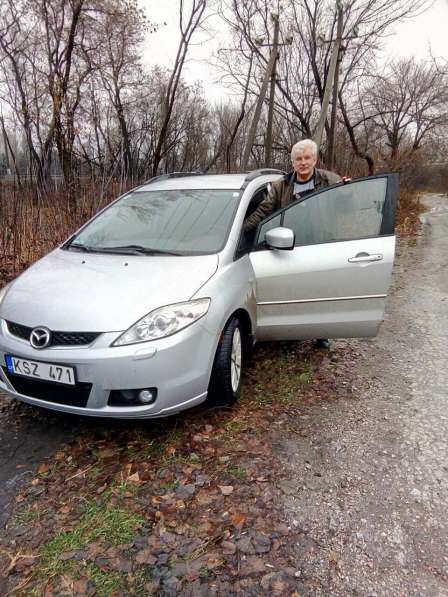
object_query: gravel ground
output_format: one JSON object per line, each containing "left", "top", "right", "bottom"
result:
{"left": 274, "top": 193, "right": 448, "bottom": 597}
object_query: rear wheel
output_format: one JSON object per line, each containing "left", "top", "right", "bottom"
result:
{"left": 207, "top": 317, "right": 245, "bottom": 406}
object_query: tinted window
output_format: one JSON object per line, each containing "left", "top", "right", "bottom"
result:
{"left": 72, "top": 189, "right": 241, "bottom": 255}
{"left": 257, "top": 213, "right": 282, "bottom": 245}
{"left": 283, "top": 178, "right": 387, "bottom": 246}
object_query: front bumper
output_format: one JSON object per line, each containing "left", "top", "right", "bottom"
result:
{"left": 0, "top": 319, "right": 215, "bottom": 418}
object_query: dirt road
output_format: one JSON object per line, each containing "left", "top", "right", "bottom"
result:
{"left": 276, "top": 193, "right": 448, "bottom": 596}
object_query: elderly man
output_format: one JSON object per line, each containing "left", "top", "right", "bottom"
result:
{"left": 244, "top": 138, "right": 341, "bottom": 230}
{"left": 245, "top": 139, "right": 341, "bottom": 349}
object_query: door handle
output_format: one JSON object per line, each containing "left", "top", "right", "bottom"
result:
{"left": 348, "top": 253, "right": 383, "bottom": 263}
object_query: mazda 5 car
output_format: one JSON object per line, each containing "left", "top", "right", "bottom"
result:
{"left": 0, "top": 169, "right": 397, "bottom": 418}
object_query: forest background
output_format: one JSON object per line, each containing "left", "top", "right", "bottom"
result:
{"left": 1, "top": 0, "right": 447, "bottom": 285}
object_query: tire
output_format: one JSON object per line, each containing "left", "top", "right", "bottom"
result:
{"left": 207, "top": 317, "right": 245, "bottom": 406}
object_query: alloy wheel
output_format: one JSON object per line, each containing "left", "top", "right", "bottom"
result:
{"left": 230, "top": 327, "right": 242, "bottom": 392}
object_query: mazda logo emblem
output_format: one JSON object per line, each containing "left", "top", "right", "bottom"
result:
{"left": 30, "top": 327, "right": 51, "bottom": 349}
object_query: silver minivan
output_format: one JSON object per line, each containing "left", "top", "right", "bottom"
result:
{"left": 0, "top": 170, "right": 397, "bottom": 418}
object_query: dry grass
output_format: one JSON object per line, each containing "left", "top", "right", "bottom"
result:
{"left": 388, "top": 152, "right": 429, "bottom": 235}
{"left": 0, "top": 180, "right": 130, "bottom": 286}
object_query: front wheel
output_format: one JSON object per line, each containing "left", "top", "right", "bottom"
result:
{"left": 207, "top": 317, "right": 244, "bottom": 406}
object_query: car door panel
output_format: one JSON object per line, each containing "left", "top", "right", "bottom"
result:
{"left": 250, "top": 174, "right": 398, "bottom": 341}
{"left": 251, "top": 235, "right": 395, "bottom": 340}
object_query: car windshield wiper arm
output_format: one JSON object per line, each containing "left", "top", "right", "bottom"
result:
{"left": 67, "top": 243, "right": 96, "bottom": 252}
{"left": 92, "top": 245, "right": 183, "bottom": 255}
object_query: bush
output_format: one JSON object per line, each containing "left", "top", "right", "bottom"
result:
{"left": 0, "top": 180, "right": 126, "bottom": 285}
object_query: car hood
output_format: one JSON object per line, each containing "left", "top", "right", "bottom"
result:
{"left": 1, "top": 249, "right": 218, "bottom": 332}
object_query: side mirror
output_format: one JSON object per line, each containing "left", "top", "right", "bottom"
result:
{"left": 265, "top": 227, "right": 295, "bottom": 250}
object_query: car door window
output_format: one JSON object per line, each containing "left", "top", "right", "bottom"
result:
{"left": 284, "top": 178, "right": 387, "bottom": 246}
{"left": 256, "top": 176, "right": 392, "bottom": 248}
{"left": 257, "top": 213, "right": 282, "bottom": 245}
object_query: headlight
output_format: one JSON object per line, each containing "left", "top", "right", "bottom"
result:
{"left": 0, "top": 284, "right": 11, "bottom": 307}
{"left": 112, "top": 298, "right": 211, "bottom": 346}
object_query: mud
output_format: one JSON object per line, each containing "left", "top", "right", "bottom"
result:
{"left": 0, "top": 403, "right": 82, "bottom": 526}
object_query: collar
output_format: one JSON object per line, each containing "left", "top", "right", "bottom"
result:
{"left": 287, "top": 170, "right": 316, "bottom": 185}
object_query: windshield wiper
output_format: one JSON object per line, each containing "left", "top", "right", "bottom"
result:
{"left": 67, "top": 243, "right": 96, "bottom": 252}
{"left": 92, "top": 244, "right": 183, "bottom": 256}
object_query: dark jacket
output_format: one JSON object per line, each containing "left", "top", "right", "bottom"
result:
{"left": 244, "top": 168, "right": 341, "bottom": 231}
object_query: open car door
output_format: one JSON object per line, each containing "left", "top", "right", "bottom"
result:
{"left": 249, "top": 174, "right": 398, "bottom": 341}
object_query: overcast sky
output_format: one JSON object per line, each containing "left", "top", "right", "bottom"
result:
{"left": 382, "top": 0, "right": 448, "bottom": 61}
{"left": 139, "top": 0, "right": 448, "bottom": 101}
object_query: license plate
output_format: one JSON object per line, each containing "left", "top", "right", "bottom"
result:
{"left": 5, "top": 355, "right": 76, "bottom": 386}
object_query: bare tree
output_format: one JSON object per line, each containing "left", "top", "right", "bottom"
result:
{"left": 152, "top": 0, "right": 208, "bottom": 176}
{"left": 217, "top": 0, "right": 430, "bottom": 170}
{"left": 368, "top": 58, "right": 448, "bottom": 162}
{"left": 0, "top": 0, "right": 51, "bottom": 196}
{"left": 91, "top": 0, "right": 150, "bottom": 183}
{"left": 36, "top": 0, "right": 94, "bottom": 195}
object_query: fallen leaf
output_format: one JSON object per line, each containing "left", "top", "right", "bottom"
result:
{"left": 231, "top": 513, "right": 246, "bottom": 531}
{"left": 109, "top": 557, "right": 133, "bottom": 573}
{"left": 73, "top": 578, "right": 89, "bottom": 594}
{"left": 128, "top": 472, "right": 141, "bottom": 484}
{"left": 136, "top": 549, "right": 157, "bottom": 565}
{"left": 242, "top": 556, "right": 266, "bottom": 575}
{"left": 96, "top": 483, "right": 108, "bottom": 495}
{"left": 221, "top": 540, "right": 237, "bottom": 554}
{"left": 195, "top": 490, "right": 216, "bottom": 506}
{"left": 37, "top": 463, "right": 50, "bottom": 474}
{"left": 272, "top": 579, "right": 287, "bottom": 593}
{"left": 87, "top": 542, "right": 103, "bottom": 558}
{"left": 97, "top": 448, "right": 117, "bottom": 459}
{"left": 219, "top": 485, "right": 234, "bottom": 496}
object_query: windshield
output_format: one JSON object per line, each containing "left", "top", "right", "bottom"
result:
{"left": 68, "top": 189, "right": 241, "bottom": 255}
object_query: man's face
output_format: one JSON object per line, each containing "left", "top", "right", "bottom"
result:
{"left": 292, "top": 149, "right": 317, "bottom": 181}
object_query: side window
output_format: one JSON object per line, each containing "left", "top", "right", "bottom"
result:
{"left": 236, "top": 185, "right": 269, "bottom": 258}
{"left": 257, "top": 213, "right": 282, "bottom": 245}
{"left": 244, "top": 187, "right": 269, "bottom": 221}
{"left": 283, "top": 178, "right": 388, "bottom": 246}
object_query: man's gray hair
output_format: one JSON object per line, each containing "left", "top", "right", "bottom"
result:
{"left": 291, "top": 139, "right": 318, "bottom": 160}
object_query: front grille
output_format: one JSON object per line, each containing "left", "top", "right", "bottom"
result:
{"left": 51, "top": 331, "right": 99, "bottom": 346}
{"left": 3, "top": 368, "right": 92, "bottom": 407}
{"left": 6, "top": 322, "right": 30, "bottom": 341}
{"left": 6, "top": 321, "right": 100, "bottom": 347}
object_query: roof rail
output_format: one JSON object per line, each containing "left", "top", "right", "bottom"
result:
{"left": 240, "top": 168, "right": 286, "bottom": 189}
{"left": 243, "top": 169, "right": 286, "bottom": 183}
{"left": 144, "top": 171, "right": 204, "bottom": 184}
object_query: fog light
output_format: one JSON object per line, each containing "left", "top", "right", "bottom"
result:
{"left": 138, "top": 389, "right": 156, "bottom": 404}
{"left": 109, "top": 388, "right": 157, "bottom": 407}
